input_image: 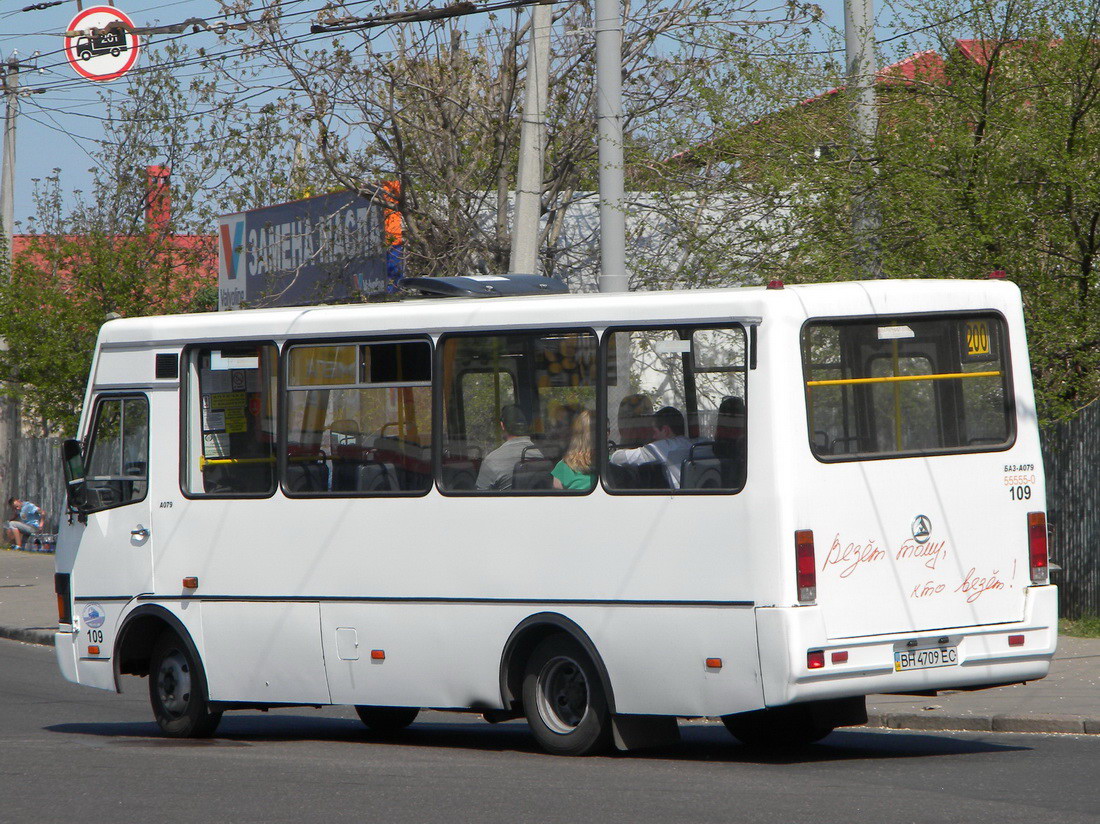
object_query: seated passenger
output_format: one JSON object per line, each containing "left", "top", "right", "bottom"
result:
{"left": 610, "top": 406, "right": 694, "bottom": 489}
{"left": 552, "top": 410, "right": 595, "bottom": 491}
{"left": 475, "top": 405, "right": 543, "bottom": 491}
{"left": 714, "top": 396, "right": 746, "bottom": 460}
{"left": 616, "top": 393, "right": 654, "bottom": 448}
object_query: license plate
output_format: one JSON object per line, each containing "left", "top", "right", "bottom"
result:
{"left": 894, "top": 646, "right": 958, "bottom": 672}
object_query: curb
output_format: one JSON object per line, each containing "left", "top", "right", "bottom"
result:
{"left": 866, "top": 711, "right": 1100, "bottom": 736}
{"left": 0, "top": 625, "right": 55, "bottom": 647}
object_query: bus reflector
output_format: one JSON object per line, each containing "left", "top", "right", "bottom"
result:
{"left": 831, "top": 651, "right": 849, "bottom": 664}
{"left": 1008, "top": 635, "right": 1025, "bottom": 647}
{"left": 371, "top": 650, "right": 385, "bottom": 660}
{"left": 182, "top": 577, "right": 199, "bottom": 589}
{"left": 706, "top": 658, "right": 723, "bottom": 669}
{"left": 1028, "top": 512, "right": 1048, "bottom": 584}
{"left": 795, "top": 530, "right": 816, "bottom": 604}
{"left": 55, "top": 573, "right": 72, "bottom": 625}
{"left": 88, "top": 646, "right": 100, "bottom": 656}
{"left": 807, "top": 650, "right": 825, "bottom": 669}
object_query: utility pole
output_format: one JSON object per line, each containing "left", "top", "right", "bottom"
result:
{"left": 510, "top": 2, "right": 551, "bottom": 276}
{"left": 594, "top": 0, "right": 627, "bottom": 293}
{"left": 0, "top": 53, "right": 26, "bottom": 499}
{"left": 844, "top": 0, "right": 881, "bottom": 278}
{"left": 1, "top": 55, "right": 19, "bottom": 274}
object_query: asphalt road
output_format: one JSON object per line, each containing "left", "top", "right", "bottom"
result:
{"left": 3, "top": 638, "right": 1098, "bottom": 824}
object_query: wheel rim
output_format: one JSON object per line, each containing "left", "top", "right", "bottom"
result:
{"left": 535, "top": 655, "right": 589, "bottom": 734}
{"left": 155, "top": 649, "right": 192, "bottom": 718}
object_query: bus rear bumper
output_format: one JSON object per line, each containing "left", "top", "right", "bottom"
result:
{"left": 756, "top": 585, "right": 1058, "bottom": 707}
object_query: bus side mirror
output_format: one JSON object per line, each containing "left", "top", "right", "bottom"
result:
{"left": 61, "top": 439, "right": 89, "bottom": 514}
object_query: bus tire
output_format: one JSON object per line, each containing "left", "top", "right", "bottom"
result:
{"left": 721, "top": 705, "right": 834, "bottom": 750}
{"left": 354, "top": 705, "right": 419, "bottom": 733}
{"left": 148, "top": 631, "right": 222, "bottom": 738}
{"left": 522, "top": 635, "right": 611, "bottom": 756}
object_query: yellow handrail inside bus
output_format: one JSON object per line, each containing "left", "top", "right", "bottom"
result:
{"left": 806, "top": 370, "right": 1001, "bottom": 388}
{"left": 200, "top": 456, "right": 277, "bottom": 468}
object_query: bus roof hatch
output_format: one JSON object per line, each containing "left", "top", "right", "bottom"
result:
{"left": 399, "top": 274, "right": 569, "bottom": 298}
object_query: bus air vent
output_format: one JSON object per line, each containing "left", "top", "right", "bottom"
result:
{"left": 155, "top": 353, "right": 179, "bottom": 379}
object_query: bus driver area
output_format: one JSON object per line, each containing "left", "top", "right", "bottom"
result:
{"left": 53, "top": 278, "right": 1057, "bottom": 755}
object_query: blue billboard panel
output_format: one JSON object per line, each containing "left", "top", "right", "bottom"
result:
{"left": 218, "top": 190, "right": 389, "bottom": 310}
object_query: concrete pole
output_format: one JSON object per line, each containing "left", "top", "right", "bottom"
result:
{"left": 844, "top": 0, "right": 881, "bottom": 278}
{"left": 594, "top": 0, "right": 627, "bottom": 293}
{"left": 0, "top": 56, "right": 17, "bottom": 495}
{"left": 1, "top": 56, "right": 18, "bottom": 273}
{"left": 510, "top": 3, "right": 551, "bottom": 275}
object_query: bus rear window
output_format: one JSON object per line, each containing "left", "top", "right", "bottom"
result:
{"left": 802, "top": 314, "right": 1013, "bottom": 460}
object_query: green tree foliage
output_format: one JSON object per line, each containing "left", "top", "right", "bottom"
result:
{"left": 0, "top": 42, "right": 305, "bottom": 433}
{"left": 0, "top": 175, "right": 215, "bottom": 433}
{"left": 688, "top": 0, "right": 1100, "bottom": 421}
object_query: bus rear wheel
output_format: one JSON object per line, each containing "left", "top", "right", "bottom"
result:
{"left": 354, "top": 705, "right": 419, "bottom": 733}
{"left": 721, "top": 705, "right": 834, "bottom": 750}
{"left": 522, "top": 635, "right": 611, "bottom": 756}
{"left": 149, "top": 631, "right": 222, "bottom": 738}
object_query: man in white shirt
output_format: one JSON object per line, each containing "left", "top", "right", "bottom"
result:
{"left": 475, "top": 405, "right": 543, "bottom": 491}
{"left": 609, "top": 406, "right": 694, "bottom": 489}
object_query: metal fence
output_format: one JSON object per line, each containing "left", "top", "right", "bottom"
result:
{"left": 1042, "top": 404, "right": 1100, "bottom": 619}
{"left": 11, "top": 436, "right": 65, "bottom": 536}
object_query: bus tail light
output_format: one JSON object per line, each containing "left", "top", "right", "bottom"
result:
{"left": 807, "top": 650, "right": 825, "bottom": 669}
{"left": 795, "top": 530, "right": 816, "bottom": 604}
{"left": 55, "top": 573, "right": 72, "bottom": 625}
{"left": 1028, "top": 512, "right": 1048, "bottom": 584}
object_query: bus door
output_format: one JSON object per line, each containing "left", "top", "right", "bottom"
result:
{"left": 70, "top": 393, "right": 154, "bottom": 632}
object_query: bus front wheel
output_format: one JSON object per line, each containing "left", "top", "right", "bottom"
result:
{"left": 149, "top": 631, "right": 222, "bottom": 738}
{"left": 522, "top": 635, "right": 611, "bottom": 756}
{"left": 354, "top": 705, "right": 419, "bottom": 733}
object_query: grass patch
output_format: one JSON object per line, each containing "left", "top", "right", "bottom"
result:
{"left": 1059, "top": 616, "right": 1100, "bottom": 638}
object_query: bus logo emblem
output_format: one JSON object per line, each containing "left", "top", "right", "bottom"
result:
{"left": 81, "top": 603, "right": 106, "bottom": 629}
{"left": 912, "top": 515, "right": 932, "bottom": 544}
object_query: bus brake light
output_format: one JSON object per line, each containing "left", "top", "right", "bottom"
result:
{"left": 1028, "top": 512, "right": 1048, "bottom": 584}
{"left": 795, "top": 530, "right": 816, "bottom": 604}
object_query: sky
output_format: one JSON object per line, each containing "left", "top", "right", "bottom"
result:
{"left": 0, "top": 0, "right": 897, "bottom": 230}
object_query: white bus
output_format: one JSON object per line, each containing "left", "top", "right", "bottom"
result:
{"left": 54, "top": 277, "right": 1057, "bottom": 754}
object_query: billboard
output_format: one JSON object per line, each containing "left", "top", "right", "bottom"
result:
{"left": 217, "top": 190, "right": 390, "bottom": 310}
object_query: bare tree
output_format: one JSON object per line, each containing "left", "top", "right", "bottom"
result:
{"left": 213, "top": 0, "right": 819, "bottom": 280}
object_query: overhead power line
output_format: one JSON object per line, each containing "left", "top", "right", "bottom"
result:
{"left": 311, "top": 0, "right": 556, "bottom": 34}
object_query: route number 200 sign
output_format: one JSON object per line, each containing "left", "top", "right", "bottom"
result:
{"left": 65, "top": 6, "right": 140, "bottom": 82}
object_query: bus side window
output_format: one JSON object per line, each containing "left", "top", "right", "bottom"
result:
{"left": 440, "top": 330, "right": 598, "bottom": 494}
{"left": 84, "top": 395, "right": 149, "bottom": 511}
{"left": 284, "top": 339, "right": 432, "bottom": 496}
{"left": 604, "top": 325, "right": 747, "bottom": 493}
{"left": 183, "top": 344, "right": 278, "bottom": 497}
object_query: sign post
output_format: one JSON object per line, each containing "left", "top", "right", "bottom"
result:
{"left": 65, "top": 6, "right": 140, "bottom": 82}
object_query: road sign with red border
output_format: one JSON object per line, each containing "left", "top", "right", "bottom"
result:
{"left": 65, "top": 6, "right": 140, "bottom": 82}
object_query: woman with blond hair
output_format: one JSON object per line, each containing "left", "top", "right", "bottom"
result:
{"left": 551, "top": 409, "right": 595, "bottom": 490}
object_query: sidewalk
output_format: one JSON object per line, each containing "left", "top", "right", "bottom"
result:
{"left": 3, "top": 548, "right": 1097, "bottom": 735}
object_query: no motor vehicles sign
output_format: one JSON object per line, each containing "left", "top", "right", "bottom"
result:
{"left": 65, "top": 6, "right": 140, "bottom": 82}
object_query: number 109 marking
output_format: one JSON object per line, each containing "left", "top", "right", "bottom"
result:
{"left": 1010, "top": 485, "right": 1032, "bottom": 501}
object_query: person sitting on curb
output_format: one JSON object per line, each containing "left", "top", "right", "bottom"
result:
{"left": 7, "top": 497, "right": 43, "bottom": 551}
